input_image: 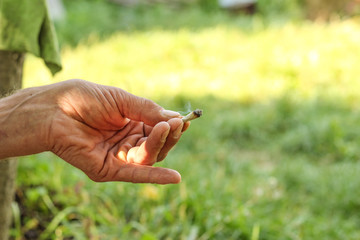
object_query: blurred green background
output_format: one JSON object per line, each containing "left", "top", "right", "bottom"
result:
{"left": 12, "top": 0, "right": 360, "bottom": 239}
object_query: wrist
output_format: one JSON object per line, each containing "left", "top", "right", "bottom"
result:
{"left": 0, "top": 86, "right": 56, "bottom": 158}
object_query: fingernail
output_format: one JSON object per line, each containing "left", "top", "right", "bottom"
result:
{"left": 161, "top": 109, "right": 180, "bottom": 118}
{"left": 161, "top": 128, "right": 170, "bottom": 141}
{"left": 167, "top": 169, "right": 181, "bottom": 184}
{"left": 173, "top": 124, "right": 183, "bottom": 139}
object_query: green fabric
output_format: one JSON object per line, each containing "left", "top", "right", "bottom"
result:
{"left": 0, "top": 0, "right": 62, "bottom": 75}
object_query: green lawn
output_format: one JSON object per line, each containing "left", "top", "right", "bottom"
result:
{"left": 11, "top": 2, "right": 360, "bottom": 239}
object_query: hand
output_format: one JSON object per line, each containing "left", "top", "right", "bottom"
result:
{"left": 0, "top": 79, "right": 189, "bottom": 184}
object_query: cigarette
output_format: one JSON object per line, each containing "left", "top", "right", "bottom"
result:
{"left": 182, "top": 109, "right": 203, "bottom": 122}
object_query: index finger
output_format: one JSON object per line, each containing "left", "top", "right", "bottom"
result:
{"left": 109, "top": 88, "right": 181, "bottom": 126}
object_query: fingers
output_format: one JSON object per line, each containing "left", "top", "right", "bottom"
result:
{"left": 115, "top": 164, "right": 181, "bottom": 184}
{"left": 121, "top": 119, "right": 189, "bottom": 164}
{"left": 183, "top": 121, "right": 191, "bottom": 132}
{"left": 157, "top": 118, "right": 184, "bottom": 162}
{"left": 117, "top": 89, "right": 181, "bottom": 126}
{"left": 95, "top": 119, "right": 189, "bottom": 184}
{"left": 128, "top": 121, "right": 170, "bottom": 165}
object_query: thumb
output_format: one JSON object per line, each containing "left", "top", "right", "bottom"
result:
{"left": 120, "top": 90, "right": 181, "bottom": 126}
{"left": 115, "top": 164, "right": 182, "bottom": 184}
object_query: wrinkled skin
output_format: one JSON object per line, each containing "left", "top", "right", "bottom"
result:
{"left": 0, "top": 79, "right": 190, "bottom": 184}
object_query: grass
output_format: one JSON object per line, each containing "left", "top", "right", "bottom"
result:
{"left": 10, "top": 1, "right": 360, "bottom": 239}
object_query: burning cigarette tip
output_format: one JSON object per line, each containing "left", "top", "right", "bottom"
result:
{"left": 193, "top": 109, "right": 203, "bottom": 117}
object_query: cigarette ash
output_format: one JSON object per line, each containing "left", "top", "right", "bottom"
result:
{"left": 193, "top": 109, "right": 203, "bottom": 117}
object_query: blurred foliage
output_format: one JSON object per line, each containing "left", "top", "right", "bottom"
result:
{"left": 257, "top": 0, "right": 304, "bottom": 21}
{"left": 305, "top": 0, "right": 360, "bottom": 20}
{"left": 197, "top": 0, "right": 219, "bottom": 12}
{"left": 11, "top": 0, "right": 360, "bottom": 239}
{"left": 56, "top": 0, "right": 228, "bottom": 46}
{"left": 56, "top": 0, "right": 360, "bottom": 47}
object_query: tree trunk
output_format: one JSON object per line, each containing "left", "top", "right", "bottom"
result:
{"left": 0, "top": 50, "right": 24, "bottom": 240}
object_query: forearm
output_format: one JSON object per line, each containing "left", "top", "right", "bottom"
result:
{"left": 0, "top": 87, "right": 54, "bottom": 159}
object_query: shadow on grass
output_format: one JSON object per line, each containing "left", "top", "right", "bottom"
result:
{"left": 56, "top": 0, "right": 265, "bottom": 47}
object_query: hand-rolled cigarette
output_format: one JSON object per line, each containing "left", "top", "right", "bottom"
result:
{"left": 182, "top": 109, "right": 203, "bottom": 122}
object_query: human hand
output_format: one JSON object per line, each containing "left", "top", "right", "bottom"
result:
{"left": 0, "top": 80, "right": 189, "bottom": 184}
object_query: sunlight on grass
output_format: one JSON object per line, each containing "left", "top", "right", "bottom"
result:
{"left": 24, "top": 20, "right": 360, "bottom": 104}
